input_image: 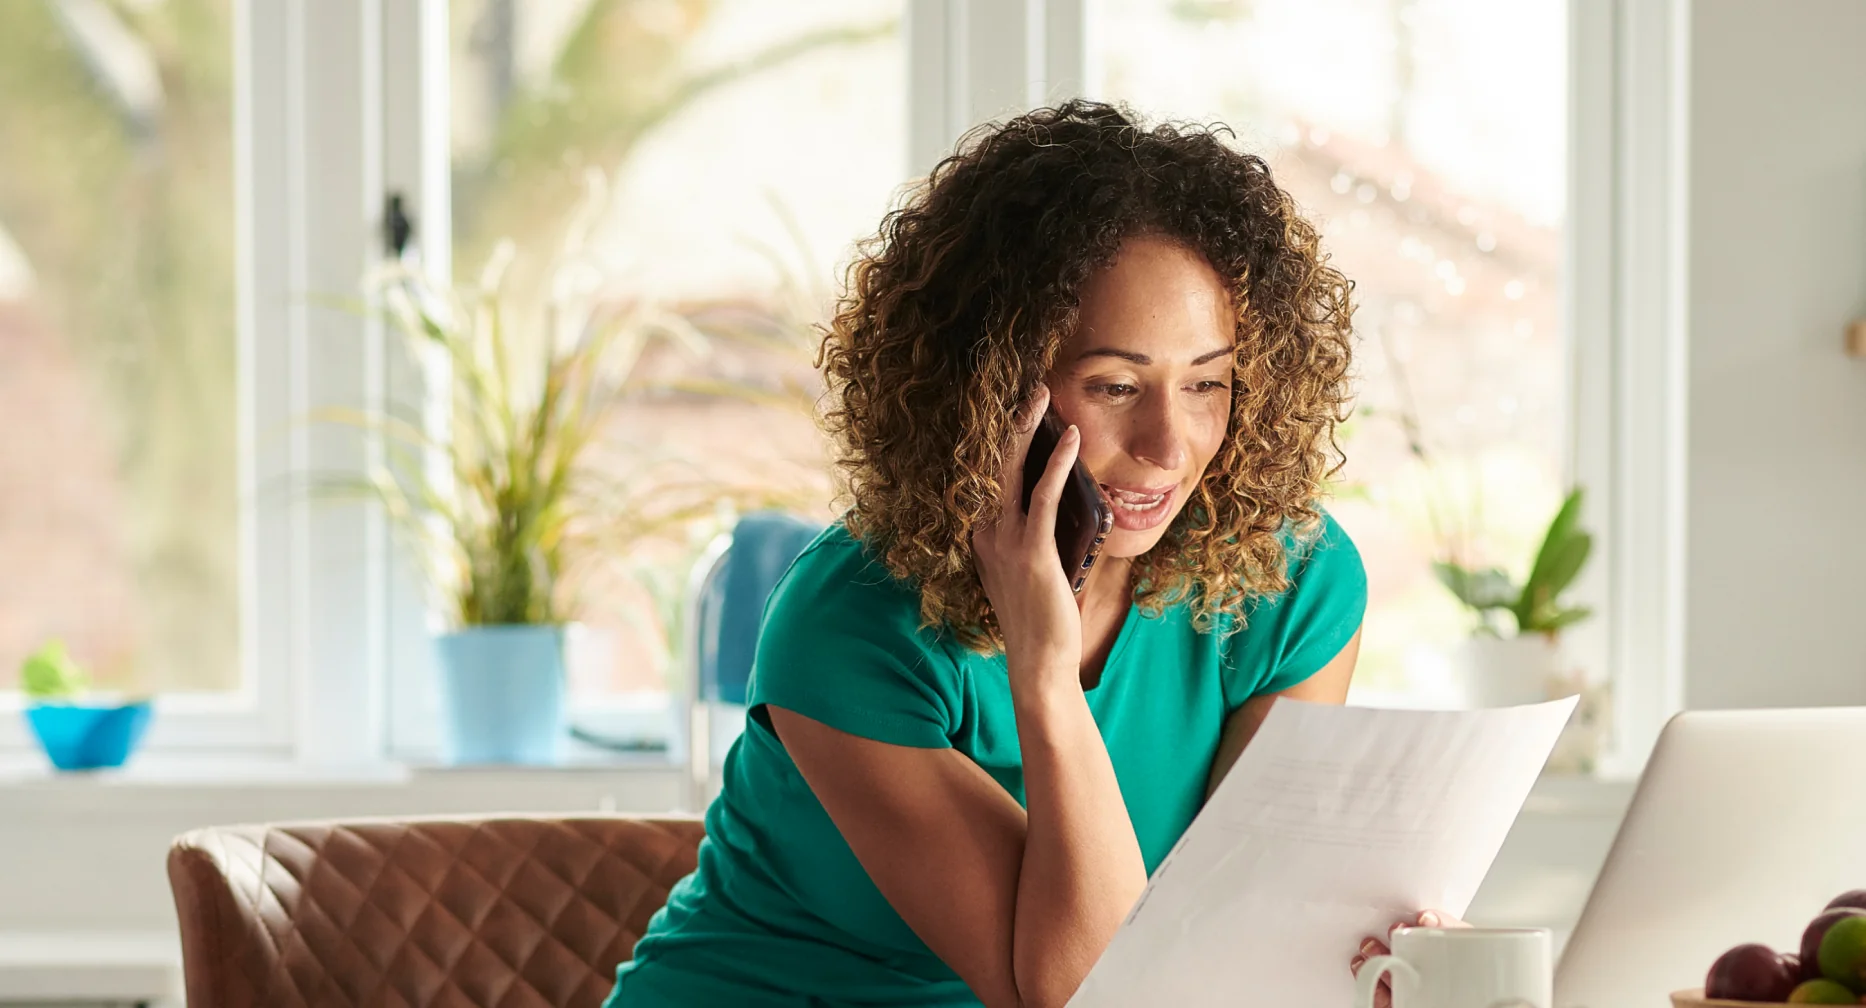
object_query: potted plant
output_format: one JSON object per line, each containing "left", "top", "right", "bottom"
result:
{"left": 1433, "top": 487, "right": 1593, "bottom": 708}
{"left": 327, "top": 187, "right": 730, "bottom": 765}
{"left": 19, "top": 640, "right": 153, "bottom": 771}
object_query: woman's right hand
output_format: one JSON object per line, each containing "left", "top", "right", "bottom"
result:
{"left": 971, "top": 383, "right": 1085, "bottom": 686}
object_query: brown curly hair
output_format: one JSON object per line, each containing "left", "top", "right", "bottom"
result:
{"left": 817, "top": 99, "right": 1354, "bottom": 653}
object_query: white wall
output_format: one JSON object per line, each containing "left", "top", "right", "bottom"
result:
{"left": 1684, "top": 0, "right": 1866, "bottom": 710}
{"left": 0, "top": 766, "right": 686, "bottom": 933}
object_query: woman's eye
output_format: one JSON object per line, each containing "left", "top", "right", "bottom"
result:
{"left": 1091, "top": 383, "right": 1139, "bottom": 399}
{"left": 1190, "top": 380, "right": 1232, "bottom": 395}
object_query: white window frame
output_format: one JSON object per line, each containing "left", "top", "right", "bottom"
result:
{"left": 1569, "top": 0, "right": 1691, "bottom": 776}
{"left": 907, "top": 0, "right": 1087, "bottom": 176}
{"left": 5, "top": 0, "right": 1686, "bottom": 776}
{"left": 377, "top": 0, "right": 452, "bottom": 763}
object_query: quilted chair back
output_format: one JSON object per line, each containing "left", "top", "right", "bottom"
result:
{"left": 167, "top": 816, "right": 705, "bottom": 1008}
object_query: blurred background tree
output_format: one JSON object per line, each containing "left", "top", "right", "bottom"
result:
{"left": 0, "top": 0, "right": 891, "bottom": 694}
{"left": 451, "top": 0, "right": 892, "bottom": 303}
{"left": 0, "top": 0, "right": 237, "bottom": 693}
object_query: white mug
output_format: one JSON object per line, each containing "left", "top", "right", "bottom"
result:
{"left": 1354, "top": 926, "right": 1552, "bottom": 1008}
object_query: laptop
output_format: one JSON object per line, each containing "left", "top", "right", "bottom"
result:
{"left": 1554, "top": 707, "right": 1866, "bottom": 1007}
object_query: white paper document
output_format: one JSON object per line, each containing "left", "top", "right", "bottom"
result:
{"left": 1069, "top": 696, "right": 1578, "bottom": 1007}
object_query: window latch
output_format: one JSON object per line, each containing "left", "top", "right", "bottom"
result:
{"left": 384, "top": 191, "right": 414, "bottom": 258}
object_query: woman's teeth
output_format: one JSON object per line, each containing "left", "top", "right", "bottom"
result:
{"left": 1105, "top": 488, "right": 1168, "bottom": 512}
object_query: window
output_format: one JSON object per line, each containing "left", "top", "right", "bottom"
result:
{"left": 1090, "top": 0, "right": 1569, "bottom": 703}
{"left": 0, "top": 0, "right": 239, "bottom": 697}
{"left": 446, "top": 0, "right": 905, "bottom": 705}
{"left": 4, "top": 0, "right": 1654, "bottom": 767}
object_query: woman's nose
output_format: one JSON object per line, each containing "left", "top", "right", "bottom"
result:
{"left": 1130, "top": 392, "right": 1188, "bottom": 472}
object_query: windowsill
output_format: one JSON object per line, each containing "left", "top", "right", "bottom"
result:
{"left": 0, "top": 754, "right": 1631, "bottom": 819}
{"left": 0, "top": 749, "right": 681, "bottom": 789}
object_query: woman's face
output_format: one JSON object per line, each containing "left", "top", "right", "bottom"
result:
{"left": 1046, "top": 235, "right": 1236, "bottom": 560}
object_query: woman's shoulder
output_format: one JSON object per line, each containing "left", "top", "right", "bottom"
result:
{"left": 1279, "top": 508, "right": 1362, "bottom": 582}
{"left": 1210, "top": 507, "right": 1367, "bottom": 700}
{"left": 765, "top": 520, "right": 936, "bottom": 639}
{"left": 1201, "top": 508, "right": 1365, "bottom": 641}
{"left": 778, "top": 519, "right": 909, "bottom": 594}
{"left": 1201, "top": 507, "right": 1363, "bottom": 621}
{"left": 750, "top": 520, "right": 965, "bottom": 747}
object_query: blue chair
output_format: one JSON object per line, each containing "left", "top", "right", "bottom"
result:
{"left": 684, "top": 510, "right": 823, "bottom": 809}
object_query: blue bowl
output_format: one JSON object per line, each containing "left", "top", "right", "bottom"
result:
{"left": 25, "top": 702, "right": 154, "bottom": 771}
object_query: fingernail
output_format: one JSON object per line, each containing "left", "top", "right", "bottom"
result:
{"left": 1349, "top": 956, "right": 1364, "bottom": 973}
{"left": 1360, "top": 939, "right": 1378, "bottom": 955}
{"left": 1420, "top": 911, "right": 1440, "bottom": 926}
{"left": 1065, "top": 424, "right": 1079, "bottom": 439}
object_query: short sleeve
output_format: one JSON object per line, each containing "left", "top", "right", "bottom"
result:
{"left": 746, "top": 527, "right": 959, "bottom": 750}
{"left": 1220, "top": 510, "right": 1368, "bottom": 708}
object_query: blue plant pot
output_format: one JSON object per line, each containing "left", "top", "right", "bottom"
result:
{"left": 434, "top": 625, "right": 567, "bottom": 765}
{"left": 25, "top": 701, "right": 154, "bottom": 771}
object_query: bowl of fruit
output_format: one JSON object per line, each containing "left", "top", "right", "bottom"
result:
{"left": 1672, "top": 890, "right": 1866, "bottom": 1005}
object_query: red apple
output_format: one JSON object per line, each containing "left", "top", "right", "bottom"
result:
{"left": 1706, "top": 943, "right": 1800, "bottom": 1002}
{"left": 1781, "top": 952, "right": 1805, "bottom": 982}
{"left": 1827, "top": 890, "right": 1866, "bottom": 912}
{"left": 1805, "top": 910, "right": 1866, "bottom": 979}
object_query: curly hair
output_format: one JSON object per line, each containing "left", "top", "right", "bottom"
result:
{"left": 817, "top": 99, "right": 1354, "bottom": 653}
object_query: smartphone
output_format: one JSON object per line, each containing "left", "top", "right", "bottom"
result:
{"left": 1020, "top": 410, "right": 1114, "bottom": 593}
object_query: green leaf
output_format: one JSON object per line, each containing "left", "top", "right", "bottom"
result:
{"left": 1433, "top": 562, "right": 1518, "bottom": 611}
{"left": 1532, "top": 532, "right": 1592, "bottom": 601}
{"left": 1524, "top": 488, "right": 1586, "bottom": 594}
{"left": 1523, "top": 604, "right": 1593, "bottom": 635}
{"left": 1515, "top": 488, "right": 1592, "bottom": 629}
{"left": 19, "top": 640, "right": 87, "bottom": 700}
{"left": 1432, "top": 561, "right": 1469, "bottom": 601}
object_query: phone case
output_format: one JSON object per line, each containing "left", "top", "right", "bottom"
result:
{"left": 1020, "top": 411, "right": 1115, "bottom": 593}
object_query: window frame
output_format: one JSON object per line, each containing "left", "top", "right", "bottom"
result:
{"left": 1567, "top": 0, "right": 1691, "bottom": 776}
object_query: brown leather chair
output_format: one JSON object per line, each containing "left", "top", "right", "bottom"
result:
{"left": 167, "top": 815, "right": 705, "bottom": 1008}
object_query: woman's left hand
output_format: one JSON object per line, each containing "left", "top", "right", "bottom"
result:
{"left": 1349, "top": 910, "right": 1469, "bottom": 1008}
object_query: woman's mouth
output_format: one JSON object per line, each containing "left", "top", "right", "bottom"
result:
{"left": 1100, "top": 483, "right": 1177, "bottom": 532}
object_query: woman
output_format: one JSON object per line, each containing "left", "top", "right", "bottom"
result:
{"left": 607, "top": 100, "right": 1440, "bottom": 1008}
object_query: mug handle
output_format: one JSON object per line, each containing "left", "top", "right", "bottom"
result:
{"left": 1355, "top": 954, "right": 1420, "bottom": 1008}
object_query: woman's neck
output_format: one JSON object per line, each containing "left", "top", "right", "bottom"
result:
{"left": 1076, "top": 553, "right": 1136, "bottom": 615}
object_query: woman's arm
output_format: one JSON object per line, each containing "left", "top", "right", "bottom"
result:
{"left": 772, "top": 387, "right": 1146, "bottom": 1008}
{"left": 771, "top": 692, "right": 1144, "bottom": 1008}
{"left": 1009, "top": 660, "right": 1148, "bottom": 1003}
{"left": 1204, "top": 626, "right": 1361, "bottom": 798}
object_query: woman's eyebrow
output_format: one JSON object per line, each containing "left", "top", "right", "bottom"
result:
{"left": 1076, "top": 346, "right": 1235, "bottom": 367}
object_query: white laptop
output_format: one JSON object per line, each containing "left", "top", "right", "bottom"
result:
{"left": 1554, "top": 706, "right": 1866, "bottom": 1008}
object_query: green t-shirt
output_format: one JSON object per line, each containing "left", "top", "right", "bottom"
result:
{"left": 606, "top": 513, "right": 1365, "bottom": 1007}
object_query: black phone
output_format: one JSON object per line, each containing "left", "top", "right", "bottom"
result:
{"left": 1020, "top": 410, "right": 1114, "bottom": 593}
